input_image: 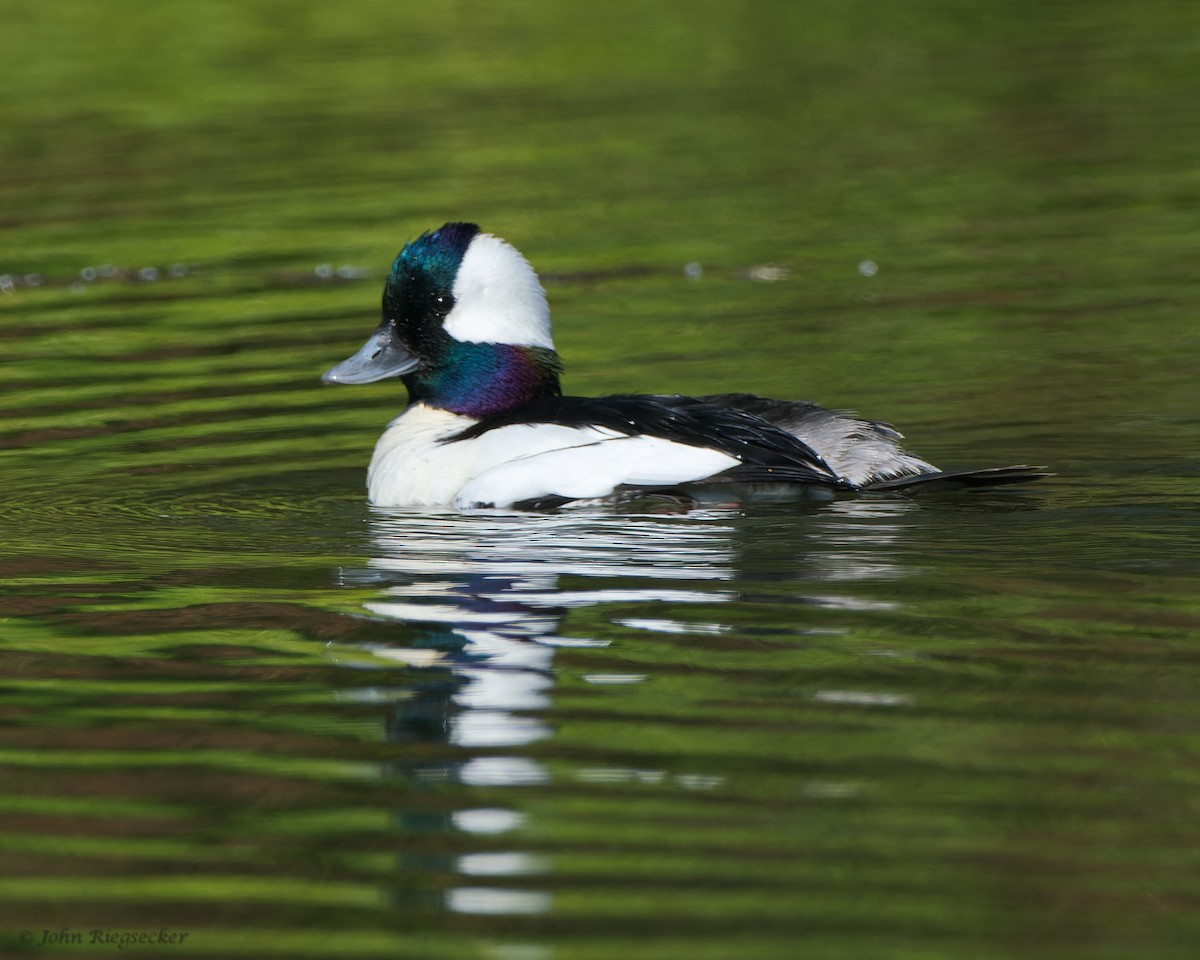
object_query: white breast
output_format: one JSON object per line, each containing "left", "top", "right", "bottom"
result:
{"left": 367, "top": 404, "right": 740, "bottom": 509}
{"left": 367, "top": 405, "right": 483, "bottom": 506}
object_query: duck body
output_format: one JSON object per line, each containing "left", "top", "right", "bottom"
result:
{"left": 324, "top": 223, "right": 1047, "bottom": 509}
{"left": 366, "top": 394, "right": 843, "bottom": 509}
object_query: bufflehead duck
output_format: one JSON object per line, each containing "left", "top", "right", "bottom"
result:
{"left": 323, "top": 223, "right": 1047, "bottom": 509}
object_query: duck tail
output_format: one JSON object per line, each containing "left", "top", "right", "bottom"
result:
{"left": 860, "top": 465, "right": 1053, "bottom": 494}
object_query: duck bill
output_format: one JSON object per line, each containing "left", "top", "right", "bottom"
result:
{"left": 322, "top": 325, "right": 421, "bottom": 384}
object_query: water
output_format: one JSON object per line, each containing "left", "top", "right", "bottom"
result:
{"left": 3, "top": 2, "right": 1199, "bottom": 958}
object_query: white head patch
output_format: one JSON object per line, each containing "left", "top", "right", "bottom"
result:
{"left": 443, "top": 233, "right": 555, "bottom": 349}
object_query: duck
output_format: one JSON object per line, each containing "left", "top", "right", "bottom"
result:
{"left": 322, "top": 222, "right": 1048, "bottom": 509}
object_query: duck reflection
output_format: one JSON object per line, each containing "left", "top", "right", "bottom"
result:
{"left": 333, "top": 498, "right": 922, "bottom": 919}
{"left": 336, "top": 506, "right": 740, "bottom": 916}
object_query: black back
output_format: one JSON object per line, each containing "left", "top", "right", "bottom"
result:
{"left": 448, "top": 393, "right": 852, "bottom": 489}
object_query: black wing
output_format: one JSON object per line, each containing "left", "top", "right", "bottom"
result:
{"left": 450, "top": 393, "right": 851, "bottom": 489}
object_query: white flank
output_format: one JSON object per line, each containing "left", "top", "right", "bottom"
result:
{"left": 443, "top": 233, "right": 554, "bottom": 349}
{"left": 366, "top": 405, "right": 740, "bottom": 508}
{"left": 453, "top": 425, "right": 739, "bottom": 509}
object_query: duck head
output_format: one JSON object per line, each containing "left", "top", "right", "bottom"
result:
{"left": 322, "top": 223, "right": 563, "bottom": 418}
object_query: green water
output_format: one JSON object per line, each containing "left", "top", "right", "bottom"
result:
{"left": 2, "top": 2, "right": 1199, "bottom": 958}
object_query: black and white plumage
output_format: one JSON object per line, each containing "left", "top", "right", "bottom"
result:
{"left": 322, "top": 223, "right": 1048, "bottom": 509}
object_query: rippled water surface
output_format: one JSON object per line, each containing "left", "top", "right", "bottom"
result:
{"left": 3, "top": 3, "right": 1200, "bottom": 958}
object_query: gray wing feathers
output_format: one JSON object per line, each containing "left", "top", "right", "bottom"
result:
{"left": 702, "top": 393, "right": 937, "bottom": 487}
